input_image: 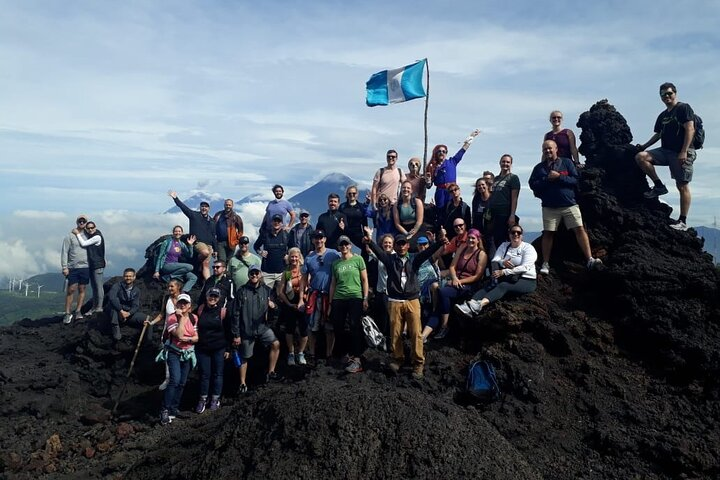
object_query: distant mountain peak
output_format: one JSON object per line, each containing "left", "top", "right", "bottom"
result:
{"left": 320, "top": 172, "right": 356, "bottom": 184}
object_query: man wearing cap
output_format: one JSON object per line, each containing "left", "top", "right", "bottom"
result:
{"left": 197, "top": 259, "right": 234, "bottom": 310}
{"left": 106, "top": 268, "right": 151, "bottom": 343}
{"left": 254, "top": 214, "right": 290, "bottom": 288}
{"left": 228, "top": 236, "right": 261, "bottom": 293}
{"left": 168, "top": 190, "right": 217, "bottom": 281}
{"left": 61, "top": 214, "right": 91, "bottom": 324}
{"left": 289, "top": 212, "right": 313, "bottom": 257}
{"left": 213, "top": 199, "right": 244, "bottom": 263}
{"left": 231, "top": 265, "right": 281, "bottom": 392}
{"left": 363, "top": 228, "right": 445, "bottom": 379}
{"left": 316, "top": 193, "right": 348, "bottom": 250}
{"left": 262, "top": 184, "right": 295, "bottom": 232}
{"left": 298, "top": 230, "right": 341, "bottom": 362}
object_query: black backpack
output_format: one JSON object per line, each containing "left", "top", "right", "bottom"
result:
{"left": 693, "top": 113, "right": 705, "bottom": 149}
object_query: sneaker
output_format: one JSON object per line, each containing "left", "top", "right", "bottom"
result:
{"left": 238, "top": 384, "right": 248, "bottom": 394}
{"left": 434, "top": 326, "right": 449, "bottom": 340}
{"left": 669, "top": 219, "right": 689, "bottom": 231}
{"left": 160, "top": 409, "right": 172, "bottom": 425}
{"left": 454, "top": 300, "right": 483, "bottom": 318}
{"left": 388, "top": 361, "right": 401, "bottom": 374}
{"left": 287, "top": 353, "right": 296, "bottom": 366}
{"left": 644, "top": 184, "right": 669, "bottom": 199}
{"left": 194, "top": 397, "right": 207, "bottom": 414}
{"left": 422, "top": 334, "right": 428, "bottom": 344}
{"left": 266, "top": 371, "right": 282, "bottom": 382}
{"left": 158, "top": 378, "right": 169, "bottom": 391}
{"left": 411, "top": 369, "right": 424, "bottom": 380}
{"left": 540, "top": 263, "right": 550, "bottom": 275}
{"left": 74, "top": 311, "right": 84, "bottom": 320}
{"left": 345, "top": 358, "right": 363, "bottom": 374}
{"left": 586, "top": 257, "right": 603, "bottom": 270}
{"left": 296, "top": 352, "right": 307, "bottom": 365}
{"left": 63, "top": 313, "right": 73, "bottom": 325}
{"left": 91, "top": 307, "right": 104, "bottom": 314}
{"left": 209, "top": 396, "right": 220, "bottom": 411}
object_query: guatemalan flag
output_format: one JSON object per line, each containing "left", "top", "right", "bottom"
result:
{"left": 365, "top": 59, "right": 427, "bottom": 107}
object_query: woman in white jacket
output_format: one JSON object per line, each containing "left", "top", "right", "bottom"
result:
{"left": 454, "top": 225, "right": 537, "bottom": 317}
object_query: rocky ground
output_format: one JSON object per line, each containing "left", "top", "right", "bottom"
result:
{"left": 1, "top": 101, "right": 719, "bottom": 479}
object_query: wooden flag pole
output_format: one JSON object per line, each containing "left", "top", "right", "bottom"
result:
{"left": 422, "top": 58, "right": 430, "bottom": 174}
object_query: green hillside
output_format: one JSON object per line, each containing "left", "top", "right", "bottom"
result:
{"left": 0, "top": 291, "right": 66, "bottom": 326}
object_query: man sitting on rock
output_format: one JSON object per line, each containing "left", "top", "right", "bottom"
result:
{"left": 106, "top": 268, "right": 150, "bottom": 344}
{"left": 529, "top": 140, "right": 602, "bottom": 275}
{"left": 231, "top": 265, "right": 281, "bottom": 393}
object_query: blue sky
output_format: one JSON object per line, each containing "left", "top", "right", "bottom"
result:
{"left": 0, "top": 0, "right": 718, "bottom": 279}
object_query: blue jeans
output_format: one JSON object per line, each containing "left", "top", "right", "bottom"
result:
{"left": 196, "top": 347, "right": 225, "bottom": 397}
{"left": 438, "top": 285, "right": 474, "bottom": 314}
{"left": 162, "top": 350, "right": 192, "bottom": 414}
{"left": 161, "top": 262, "right": 197, "bottom": 292}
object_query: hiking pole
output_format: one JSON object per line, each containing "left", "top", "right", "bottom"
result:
{"left": 112, "top": 322, "right": 149, "bottom": 414}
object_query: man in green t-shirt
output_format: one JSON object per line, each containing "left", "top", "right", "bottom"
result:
{"left": 329, "top": 235, "right": 369, "bottom": 374}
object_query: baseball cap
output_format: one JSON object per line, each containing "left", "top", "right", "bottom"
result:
{"left": 206, "top": 287, "right": 222, "bottom": 298}
{"left": 177, "top": 293, "right": 192, "bottom": 304}
{"left": 312, "top": 230, "right": 326, "bottom": 238}
{"left": 394, "top": 233, "right": 408, "bottom": 243}
{"left": 200, "top": 201, "right": 210, "bottom": 207}
{"left": 239, "top": 236, "right": 250, "bottom": 244}
{"left": 300, "top": 212, "right": 310, "bottom": 218}
{"left": 417, "top": 236, "right": 429, "bottom": 245}
{"left": 272, "top": 214, "right": 283, "bottom": 221}
{"left": 337, "top": 235, "right": 352, "bottom": 246}
{"left": 249, "top": 264, "right": 262, "bottom": 273}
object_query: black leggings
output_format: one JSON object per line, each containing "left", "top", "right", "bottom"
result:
{"left": 331, "top": 298, "right": 365, "bottom": 358}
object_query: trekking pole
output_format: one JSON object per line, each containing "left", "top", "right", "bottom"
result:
{"left": 112, "top": 322, "right": 149, "bottom": 414}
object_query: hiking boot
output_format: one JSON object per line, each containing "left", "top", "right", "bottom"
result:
{"left": 586, "top": 257, "right": 603, "bottom": 270}
{"left": 539, "top": 262, "right": 550, "bottom": 275}
{"left": 63, "top": 313, "right": 73, "bottom": 325}
{"left": 238, "top": 384, "right": 248, "bottom": 394}
{"left": 287, "top": 353, "right": 296, "bottom": 366}
{"left": 669, "top": 219, "right": 689, "bottom": 231}
{"left": 644, "top": 184, "right": 669, "bottom": 199}
{"left": 266, "top": 371, "right": 282, "bottom": 383}
{"left": 195, "top": 396, "right": 207, "bottom": 414}
{"left": 74, "top": 311, "right": 84, "bottom": 320}
{"left": 345, "top": 358, "right": 363, "bottom": 374}
{"left": 434, "top": 326, "right": 449, "bottom": 340}
{"left": 411, "top": 368, "right": 424, "bottom": 380}
{"left": 296, "top": 352, "right": 307, "bottom": 365}
{"left": 209, "top": 396, "right": 220, "bottom": 411}
{"left": 160, "top": 409, "right": 172, "bottom": 425}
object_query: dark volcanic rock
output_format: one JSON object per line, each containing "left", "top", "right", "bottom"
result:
{"left": 0, "top": 100, "right": 719, "bottom": 479}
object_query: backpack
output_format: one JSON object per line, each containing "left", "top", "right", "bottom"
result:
{"left": 693, "top": 113, "right": 705, "bottom": 149}
{"left": 466, "top": 360, "right": 500, "bottom": 401}
{"left": 361, "top": 315, "right": 386, "bottom": 350}
{"left": 379, "top": 167, "right": 403, "bottom": 201}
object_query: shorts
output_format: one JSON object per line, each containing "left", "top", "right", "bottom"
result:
{"left": 262, "top": 272, "right": 283, "bottom": 289}
{"left": 648, "top": 147, "right": 695, "bottom": 183}
{"left": 67, "top": 268, "right": 90, "bottom": 286}
{"left": 542, "top": 205, "right": 584, "bottom": 231}
{"left": 240, "top": 329, "right": 278, "bottom": 359}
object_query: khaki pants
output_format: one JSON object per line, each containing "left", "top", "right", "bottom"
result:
{"left": 387, "top": 299, "right": 424, "bottom": 370}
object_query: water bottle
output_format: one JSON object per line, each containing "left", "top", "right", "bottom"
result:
{"left": 232, "top": 350, "right": 243, "bottom": 367}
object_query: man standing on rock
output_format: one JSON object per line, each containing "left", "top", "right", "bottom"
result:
{"left": 262, "top": 184, "right": 295, "bottom": 232}
{"left": 529, "top": 140, "right": 602, "bottom": 275}
{"left": 213, "top": 198, "right": 244, "bottom": 262}
{"left": 371, "top": 149, "right": 405, "bottom": 206}
{"left": 635, "top": 82, "right": 698, "bottom": 232}
{"left": 61, "top": 214, "right": 91, "bottom": 324}
{"left": 316, "top": 193, "right": 348, "bottom": 250}
{"left": 168, "top": 190, "right": 217, "bottom": 281}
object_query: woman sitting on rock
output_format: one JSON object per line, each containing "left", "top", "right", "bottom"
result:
{"left": 153, "top": 225, "right": 197, "bottom": 293}
{"left": 431, "top": 228, "right": 487, "bottom": 340}
{"left": 454, "top": 225, "right": 537, "bottom": 318}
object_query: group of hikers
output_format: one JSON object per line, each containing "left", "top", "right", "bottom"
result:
{"left": 59, "top": 83, "right": 699, "bottom": 424}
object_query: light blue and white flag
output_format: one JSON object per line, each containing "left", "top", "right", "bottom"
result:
{"left": 366, "top": 59, "right": 427, "bottom": 107}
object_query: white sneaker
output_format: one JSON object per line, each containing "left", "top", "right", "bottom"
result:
{"left": 63, "top": 313, "right": 73, "bottom": 325}
{"left": 669, "top": 220, "right": 688, "bottom": 231}
{"left": 158, "top": 378, "right": 169, "bottom": 391}
{"left": 540, "top": 263, "right": 550, "bottom": 275}
{"left": 287, "top": 353, "right": 296, "bottom": 366}
{"left": 586, "top": 257, "right": 603, "bottom": 270}
{"left": 454, "top": 300, "right": 483, "bottom": 318}
{"left": 296, "top": 352, "right": 307, "bottom": 365}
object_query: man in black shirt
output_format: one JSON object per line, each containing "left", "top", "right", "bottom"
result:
{"left": 635, "top": 82, "right": 697, "bottom": 231}
{"left": 253, "top": 214, "right": 290, "bottom": 289}
{"left": 315, "top": 193, "right": 347, "bottom": 250}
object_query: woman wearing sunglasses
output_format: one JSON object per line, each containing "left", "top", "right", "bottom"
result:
{"left": 544, "top": 110, "right": 580, "bottom": 167}
{"left": 425, "top": 129, "right": 480, "bottom": 210}
{"left": 455, "top": 225, "right": 537, "bottom": 317}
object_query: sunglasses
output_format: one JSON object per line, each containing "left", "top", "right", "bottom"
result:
{"left": 249, "top": 271, "right": 261, "bottom": 276}
{"left": 207, "top": 294, "right": 220, "bottom": 299}
{"left": 510, "top": 231, "right": 523, "bottom": 236}
{"left": 660, "top": 91, "right": 674, "bottom": 98}
{"left": 77, "top": 220, "right": 87, "bottom": 224}
{"left": 213, "top": 265, "right": 224, "bottom": 269}
{"left": 339, "top": 242, "right": 351, "bottom": 247}
{"left": 453, "top": 224, "right": 465, "bottom": 229}
{"left": 438, "top": 150, "right": 447, "bottom": 154}
{"left": 348, "top": 192, "right": 357, "bottom": 196}
{"left": 396, "top": 240, "right": 408, "bottom": 246}
{"left": 551, "top": 116, "right": 562, "bottom": 120}
{"left": 387, "top": 155, "right": 397, "bottom": 159}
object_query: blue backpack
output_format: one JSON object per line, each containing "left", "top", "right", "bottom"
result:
{"left": 466, "top": 360, "right": 500, "bottom": 401}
